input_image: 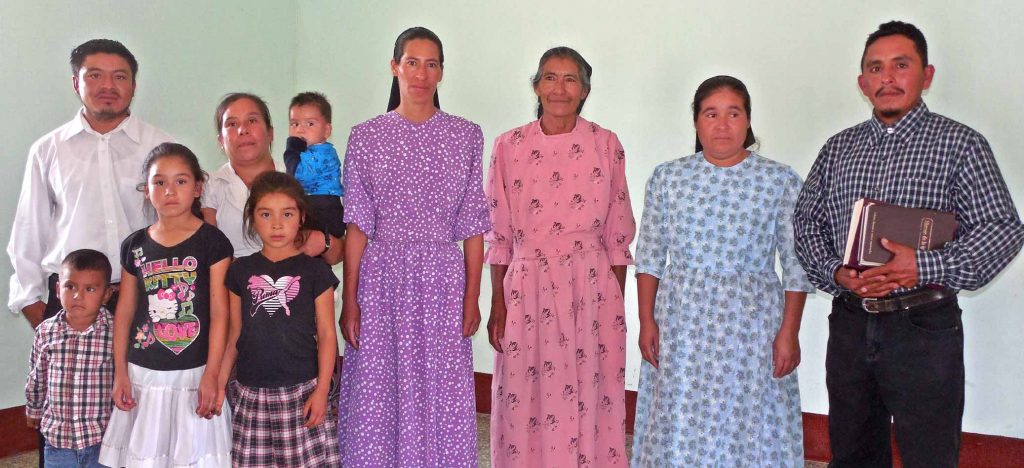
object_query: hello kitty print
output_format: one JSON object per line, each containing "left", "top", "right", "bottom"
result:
{"left": 121, "top": 223, "right": 233, "bottom": 370}
{"left": 132, "top": 248, "right": 200, "bottom": 355}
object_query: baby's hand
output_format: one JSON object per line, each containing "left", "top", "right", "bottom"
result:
{"left": 286, "top": 136, "right": 308, "bottom": 153}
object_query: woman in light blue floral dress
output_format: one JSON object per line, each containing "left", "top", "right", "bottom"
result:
{"left": 632, "top": 76, "right": 816, "bottom": 467}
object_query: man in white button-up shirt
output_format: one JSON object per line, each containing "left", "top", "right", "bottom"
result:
{"left": 7, "top": 39, "right": 174, "bottom": 328}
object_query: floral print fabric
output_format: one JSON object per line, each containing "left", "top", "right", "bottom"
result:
{"left": 631, "top": 153, "right": 815, "bottom": 467}
{"left": 485, "top": 117, "right": 636, "bottom": 467}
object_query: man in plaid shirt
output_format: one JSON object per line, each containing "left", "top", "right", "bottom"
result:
{"left": 25, "top": 249, "right": 115, "bottom": 467}
{"left": 794, "top": 20, "right": 1024, "bottom": 468}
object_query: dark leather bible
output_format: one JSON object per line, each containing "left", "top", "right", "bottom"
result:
{"left": 842, "top": 199, "right": 958, "bottom": 269}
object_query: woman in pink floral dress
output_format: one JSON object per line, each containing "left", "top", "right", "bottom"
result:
{"left": 485, "top": 46, "right": 636, "bottom": 467}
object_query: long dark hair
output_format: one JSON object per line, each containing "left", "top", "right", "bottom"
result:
{"left": 139, "top": 142, "right": 207, "bottom": 219}
{"left": 531, "top": 46, "right": 592, "bottom": 119}
{"left": 691, "top": 75, "right": 756, "bottom": 152}
{"left": 387, "top": 27, "right": 443, "bottom": 112}
{"left": 242, "top": 172, "right": 310, "bottom": 247}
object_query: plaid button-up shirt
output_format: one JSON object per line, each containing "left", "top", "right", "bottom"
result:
{"left": 794, "top": 102, "right": 1024, "bottom": 296}
{"left": 25, "top": 308, "right": 114, "bottom": 449}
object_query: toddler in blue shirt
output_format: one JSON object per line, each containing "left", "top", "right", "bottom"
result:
{"left": 285, "top": 92, "right": 345, "bottom": 240}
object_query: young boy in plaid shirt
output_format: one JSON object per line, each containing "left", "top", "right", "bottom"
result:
{"left": 25, "top": 249, "right": 114, "bottom": 467}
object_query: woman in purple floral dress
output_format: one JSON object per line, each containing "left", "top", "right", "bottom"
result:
{"left": 335, "top": 27, "right": 490, "bottom": 467}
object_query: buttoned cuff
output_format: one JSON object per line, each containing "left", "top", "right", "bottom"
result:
{"left": 9, "top": 292, "right": 45, "bottom": 315}
{"left": 607, "top": 248, "right": 635, "bottom": 266}
{"left": 25, "top": 405, "right": 43, "bottom": 419}
{"left": 634, "top": 262, "right": 663, "bottom": 280}
{"left": 823, "top": 258, "right": 843, "bottom": 295}
{"left": 484, "top": 243, "right": 512, "bottom": 265}
{"left": 916, "top": 249, "right": 945, "bottom": 286}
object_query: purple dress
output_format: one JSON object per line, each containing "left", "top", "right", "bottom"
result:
{"left": 337, "top": 110, "right": 491, "bottom": 467}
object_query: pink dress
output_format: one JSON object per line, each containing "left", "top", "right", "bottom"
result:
{"left": 485, "top": 117, "right": 636, "bottom": 467}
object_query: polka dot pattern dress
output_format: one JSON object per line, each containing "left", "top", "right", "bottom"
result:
{"left": 631, "top": 153, "right": 816, "bottom": 467}
{"left": 336, "top": 110, "right": 491, "bottom": 467}
{"left": 485, "top": 117, "right": 636, "bottom": 467}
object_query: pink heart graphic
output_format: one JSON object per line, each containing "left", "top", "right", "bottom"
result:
{"left": 151, "top": 316, "right": 200, "bottom": 355}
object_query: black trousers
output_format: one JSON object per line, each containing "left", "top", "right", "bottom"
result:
{"left": 826, "top": 295, "right": 964, "bottom": 468}
{"left": 38, "top": 273, "right": 120, "bottom": 467}
{"left": 306, "top": 195, "right": 346, "bottom": 239}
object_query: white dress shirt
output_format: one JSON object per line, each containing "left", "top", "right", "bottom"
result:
{"left": 7, "top": 110, "right": 174, "bottom": 313}
{"left": 202, "top": 160, "right": 283, "bottom": 258}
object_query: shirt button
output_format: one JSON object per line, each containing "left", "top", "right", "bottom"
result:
{"left": 105, "top": 220, "right": 113, "bottom": 225}
{"left": 886, "top": 127, "right": 894, "bottom": 134}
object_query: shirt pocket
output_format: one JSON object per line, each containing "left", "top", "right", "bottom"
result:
{"left": 891, "top": 177, "right": 951, "bottom": 211}
{"left": 84, "top": 351, "right": 113, "bottom": 371}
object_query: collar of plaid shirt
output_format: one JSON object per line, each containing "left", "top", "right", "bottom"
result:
{"left": 867, "top": 100, "right": 929, "bottom": 145}
{"left": 55, "top": 306, "right": 111, "bottom": 337}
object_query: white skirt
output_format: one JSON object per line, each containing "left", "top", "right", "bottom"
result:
{"left": 99, "top": 364, "right": 232, "bottom": 468}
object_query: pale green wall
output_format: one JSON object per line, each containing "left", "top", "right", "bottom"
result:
{"left": 2, "top": 0, "right": 1022, "bottom": 440}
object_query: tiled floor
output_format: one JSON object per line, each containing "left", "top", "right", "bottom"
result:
{"left": 1, "top": 416, "right": 828, "bottom": 467}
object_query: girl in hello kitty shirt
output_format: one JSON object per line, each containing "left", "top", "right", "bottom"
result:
{"left": 101, "top": 143, "right": 234, "bottom": 467}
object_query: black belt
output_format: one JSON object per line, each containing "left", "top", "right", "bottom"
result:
{"left": 840, "top": 287, "right": 956, "bottom": 314}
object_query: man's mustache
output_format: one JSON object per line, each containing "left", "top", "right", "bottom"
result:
{"left": 875, "top": 87, "right": 905, "bottom": 97}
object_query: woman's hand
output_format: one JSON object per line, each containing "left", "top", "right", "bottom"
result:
{"left": 636, "top": 273, "right": 661, "bottom": 369}
{"left": 301, "top": 230, "right": 328, "bottom": 258}
{"left": 462, "top": 297, "right": 481, "bottom": 337}
{"left": 196, "top": 370, "right": 219, "bottom": 418}
{"left": 341, "top": 224, "right": 366, "bottom": 349}
{"left": 111, "top": 371, "right": 136, "bottom": 411}
{"left": 303, "top": 387, "right": 329, "bottom": 428}
{"left": 772, "top": 329, "right": 801, "bottom": 378}
{"left": 486, "top": 300, "right": 507, "bottom": 353}
{"left": 341, "top": 299, "right": 361, "bottom": 350}
{"left": 638, "top": 320, "right": 660, "bottom": 368}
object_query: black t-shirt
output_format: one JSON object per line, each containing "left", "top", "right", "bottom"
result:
{"left": 225, "top": 252, "right": 339, "bottom": 388}
{"left": 122, "top": 223, "right": 233, "bottom": 371}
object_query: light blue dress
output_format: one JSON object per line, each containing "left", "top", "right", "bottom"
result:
{"left": 631, "top": 153, "right": 815, "bottom": 467}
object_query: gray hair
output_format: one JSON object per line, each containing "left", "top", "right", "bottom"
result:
{"left": 530, "top": 46, "right": 592, "bottom": 118}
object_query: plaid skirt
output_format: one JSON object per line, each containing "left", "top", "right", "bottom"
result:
{"left": 231, "top": 379, "right": 341, "bottom": 467}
